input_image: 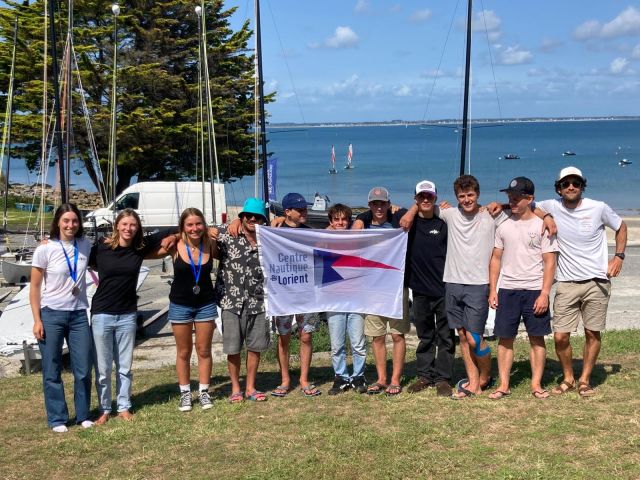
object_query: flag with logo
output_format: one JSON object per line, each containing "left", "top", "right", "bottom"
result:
{"left": 257, "top": 226, "right": 407, "bottom": 318}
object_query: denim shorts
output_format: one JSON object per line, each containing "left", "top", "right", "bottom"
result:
{"left": 168, "top": 302, "right": 218, "bottom": 324}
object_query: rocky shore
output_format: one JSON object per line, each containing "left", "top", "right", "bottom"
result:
{"left": 8, "top": 183, "right": 103, "bottom": 210}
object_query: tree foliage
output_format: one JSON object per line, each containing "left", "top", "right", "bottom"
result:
{"left": 0, "top": 0, "right": 267, "bottom": 196}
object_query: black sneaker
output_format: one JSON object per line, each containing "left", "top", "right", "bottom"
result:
{"left": 178, "top": 391, "right": 192, "bottom": 412}
{"left": 351, "top": 376, "right": 368, "bottom": 394}
{"left": 328, "top": 376, "right": 351, "bottom": 395}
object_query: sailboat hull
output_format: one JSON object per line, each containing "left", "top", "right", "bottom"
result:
{"left": 1, "top": 259, "right": 32, "bottom": 284}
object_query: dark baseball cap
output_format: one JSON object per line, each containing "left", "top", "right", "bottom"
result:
{"left": 500, "top": 176, "right": 535, "bottom": 195}
{"left": 282, "top": 192, "right": 307, "bottom": 209}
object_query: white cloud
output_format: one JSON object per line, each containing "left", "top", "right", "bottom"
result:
{"left": 601, "top": 6, "right": 640, "bottom": 38}
{"left": 325, "top": 26, "right": 359, "bottom": 49}
{"left": 610, "top": 57, "right": 630, "bottom": 74}
{"left": 527, "top": 68, "right": 548, "bottom": 77}
{"left": 393, "top": 85, "right": 412, "bottom": 97}
{"left": 323, "top": 75, "right": 385, "bottom": 98}
{"left": 472, "top": 10, "right": 501, "bottom": 32}
{"left": 632, "top": 44, "right": 640, "bottom": 59}
{"left": 499, "top": 46, "right": 533, "bottom": 65}
{"left": 574, "top": 7, "right": 640, "bottom": 41}
{"left": 409, "top": 9, "right": 432, "bottom": 23}
{"left": 573, "top": 20, "right": 601, "bottom": 41}
{"left": 539, "top": 38, "right": 563, "bottom": 53}
{"left": 354, "top": 0, "right": 371, "bottom": 14}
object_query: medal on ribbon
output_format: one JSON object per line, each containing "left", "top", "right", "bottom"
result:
{"left": 59, "top": 239, "right": 79, "bottom": 296}
{"left": 186, "top": 242, "right": 203, "bottom": 295}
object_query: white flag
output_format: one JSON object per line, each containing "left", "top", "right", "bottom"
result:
{"left": 257, "top": 226, "right": 407, "bottom": 318}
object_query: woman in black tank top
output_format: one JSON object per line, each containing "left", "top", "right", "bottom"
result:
{"left": 168, "top": 208, "right": 218, "bottom": 412}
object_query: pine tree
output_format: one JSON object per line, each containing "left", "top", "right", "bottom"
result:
{"left": 0, "top": 0, "right": 265, "bottom": 196}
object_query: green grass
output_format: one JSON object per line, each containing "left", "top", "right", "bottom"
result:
{"left": 1, "top": 330, "right": 639, "bottom": 479}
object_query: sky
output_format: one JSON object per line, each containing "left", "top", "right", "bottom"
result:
{"left": 226, "top": 0, "right": 640, "bottom": 123}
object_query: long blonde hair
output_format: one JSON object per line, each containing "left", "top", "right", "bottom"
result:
{"left": 109, "top": 209, "right": 145, "bottom": 250}
{"left": 178, "top": 207, "right": 211, "bottom": 252}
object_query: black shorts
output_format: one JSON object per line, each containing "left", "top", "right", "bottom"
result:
{"left": 494, "top": 289, "right": 551, "bottom": 338}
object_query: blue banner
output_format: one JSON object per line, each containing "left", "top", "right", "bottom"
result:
{"left": 267, "top": 156, "right": 278, "bottom": 203}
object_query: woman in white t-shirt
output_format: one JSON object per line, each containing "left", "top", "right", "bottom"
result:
{"left": 30, "top": 203, "right": 94, "bottom": 433}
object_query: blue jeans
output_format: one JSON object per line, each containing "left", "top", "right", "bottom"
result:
{"left": 92, "top": 312, "right": 137, "bottom": 413}
{"left": 327, "top": 312, "right": 366, "bottom": 379}
{"left": 38, "top": 307, "right": 93, "bottom": 428}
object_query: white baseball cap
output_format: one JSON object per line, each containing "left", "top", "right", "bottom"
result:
{"left": 415, "top": 180, "right": 437, "bottom": 196}
{"left": 557, "top": 166, "right": 585, "bottom": 182}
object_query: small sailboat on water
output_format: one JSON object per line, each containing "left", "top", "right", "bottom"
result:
{"left": 329, "top": 145, "right": 337, "bottom": 174}
{"left": 619, "top": 158, "right": 632, "bottom": 166}
{"left": 344, "top": 143, "right": 354, "bottom": 169}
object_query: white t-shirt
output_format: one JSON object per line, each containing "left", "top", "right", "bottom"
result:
{"left": 537, "top": 198, "right": 622, "bottom": 281}
{"left": 32, "top": 237, "right": 91, "bottom": 310}
{"left": 494, "top": 215, "right": 558, "bottom": 290}
{"left": 440, "top": 207, "right": 507, "bottom": 285}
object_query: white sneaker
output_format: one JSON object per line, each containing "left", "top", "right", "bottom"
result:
{"left": 80, "top": 420, "right": 95, "bottom": 429}
{"left": 52, "top": 425, "right": 68, "bottom": 433}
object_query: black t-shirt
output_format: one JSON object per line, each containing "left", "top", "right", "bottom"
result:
{"left": 89, "top": 231, "right": 166, "bottom": 314}
{"left": 393, "top": 208, "right": 447, "bottom": 297}
{"left": 280, "top": 222, "right": 311, "bottom": 229}
{"left": 355, "top": 209, "right": 394, "bottom": 228}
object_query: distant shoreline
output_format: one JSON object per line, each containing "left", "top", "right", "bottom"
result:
{"left": 269, "top": 116, "right": 640, "bottom": 129}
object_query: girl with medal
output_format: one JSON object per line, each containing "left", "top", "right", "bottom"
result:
{"left": 168, "top": 208, "right": 218, "bottom": 412}
{"left": 30, "top": 203, "right": 94, "bottom": 433}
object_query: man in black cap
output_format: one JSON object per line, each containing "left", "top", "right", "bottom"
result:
{"left": 487, "top": 177, "right": 558, "bottom": 400}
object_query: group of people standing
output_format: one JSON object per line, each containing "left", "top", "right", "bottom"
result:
{"left": 30, "top": 163, "right": 627, "bottom": 432}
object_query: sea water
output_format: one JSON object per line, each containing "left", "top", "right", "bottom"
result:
{"left": 228, "top": 119, "right": 639, "bottom": 214}
{"left": 7, "top": 119, "right": 639, "bottom": 214}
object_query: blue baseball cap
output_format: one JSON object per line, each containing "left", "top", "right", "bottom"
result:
{"left": 282, "top": 193, "right": 307, "bottom": 209}
{"left": 239, "top": 197, "right": 267, "bottom": 221}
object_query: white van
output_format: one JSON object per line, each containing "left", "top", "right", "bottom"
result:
{"left": 84, "top": 181, "right": 227, "bottom": 230}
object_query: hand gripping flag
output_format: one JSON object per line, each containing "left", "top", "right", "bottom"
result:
{"left": 257, "top": 226, "right": 407, "bottom": 318}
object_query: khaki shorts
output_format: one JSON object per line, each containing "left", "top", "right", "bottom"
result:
{"left": 364, "top": 288, "right": 410, "bottom": 337}
{"left": 552, "top": 279, "right": 611, "bottom": 333}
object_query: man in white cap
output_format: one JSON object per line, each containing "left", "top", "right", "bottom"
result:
{"left": 535, "top": 167, "right": 627, "bottom": 397}
{"left": 400, "top": 180, "right": 454, "bottom": 397}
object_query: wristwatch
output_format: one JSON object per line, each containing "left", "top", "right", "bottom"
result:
{"left": 614, "top": 252, "right": 625, "bottom": 260}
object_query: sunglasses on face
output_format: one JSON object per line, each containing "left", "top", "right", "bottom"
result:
{"left": 560, "top": 180, "right": 583, "bottom": 189}
{"left": 241, "top": 214, "right": 265, "bottom": 223}
{"left": 416, "top": 193, "right": 436, "bottom": 202}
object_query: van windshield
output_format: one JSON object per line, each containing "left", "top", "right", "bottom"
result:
{"left": 115, "top": 193, "right": 139, "bottom": 210}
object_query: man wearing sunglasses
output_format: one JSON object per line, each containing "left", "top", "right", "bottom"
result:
{"left": 536, "top": 166, "right": 627, "bottom": 398}
{"left": 400, "top": 181, "right": 454, "bottom": 397}
{"left": 214, "top": 198, "right": 271, "bottom": 403}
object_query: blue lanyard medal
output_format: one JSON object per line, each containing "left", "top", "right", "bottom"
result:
{"left": 186, "top": 243, "right": 203, "bottom": 295}
{"left": 59, "top": 240, "right": 79, "bottom": 296}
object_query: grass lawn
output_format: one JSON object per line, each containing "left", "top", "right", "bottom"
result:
{"left": 1, "top": 330, "right": 639, "bottom": 479}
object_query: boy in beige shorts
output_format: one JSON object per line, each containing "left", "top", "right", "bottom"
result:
{"left": 354, "top": 187, "right": 410, "bottom": 395}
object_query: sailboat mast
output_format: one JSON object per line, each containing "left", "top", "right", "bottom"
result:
{"left": 64, "top": 0, "right": 73, "bottom": 196}
{"left": 2, "top": 17, "right": 18, "bottom": 231}
{"left": 459, "top": 0, "right": 472, "bottom": 177}
{"left": 255, "top": 0, "right": 270, "bottom": 217}
{"left": 48, "top": 0, "right": 68, "bottom": 203}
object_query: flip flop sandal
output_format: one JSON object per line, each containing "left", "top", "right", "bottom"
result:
{"left": 489, "top": 390, "right": 511, "bottom": 400}
{"left": 228, "top": 392, "right": 244, "bottom": 403}
{"left": 247, "top": 391, "right": 267, "bottom": 402}
{"left": 456, "top": 378, "right": 469, "bottom": 393}
{"left": 551, "top": 380, "right": 576, "bottom": 395}
{"left": 301, "top": 384, "right": 321, "bottom": 397}
{"left": 578, "top": 382, "right": 596, "bottom": 397}
{"left": 532, "top": 389, "right": 550, "bottom": 399}
{"left": 385, "top": 384, "right": 402, "bottom": 396}
{"left": 366, "top": 382, "right": 388, "bottom": 395}
{"left": 450, "top": 385, "right": 476, "bottom": 400}
{"left": 271, "top": 385, "right": 291, "bottom": 397}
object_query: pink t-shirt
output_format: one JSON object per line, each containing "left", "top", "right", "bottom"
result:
{"left": 494, "top": 215, "right": 558, "bottom": 290}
